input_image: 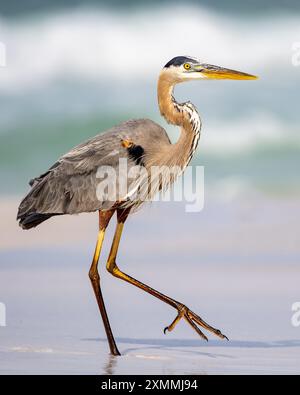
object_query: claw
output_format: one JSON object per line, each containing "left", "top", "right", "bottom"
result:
{"left": 212, "top": 328, "right": 228, "bottom": 341}
{"left": 163, "top": 304, "right": 228, "bottom": 342}
{"left": 164, "top": 304, "right": 229, "bottom": 341}
{"left": 188, "top": 310, "right": 228, "bottom": 340}
{"left": 164, "top": 309, "right": 185, "bottom": 334}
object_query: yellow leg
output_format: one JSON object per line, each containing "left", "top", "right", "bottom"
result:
{"left": 89, "top": 211, "right": 120, "bottom": 356}
{"left": 106, "top": 215, "right": 228, "bottom": 341}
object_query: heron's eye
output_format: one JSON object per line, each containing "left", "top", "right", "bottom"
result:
{"left": 184, "top": 63, "right": 191, "bottom": 70}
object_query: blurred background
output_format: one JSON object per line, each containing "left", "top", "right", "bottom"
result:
{"left": 0, "top": 0, "right": 300, "bottom": 197}
{"left": 0, "top": 0, "right": 300, "bottom": 374}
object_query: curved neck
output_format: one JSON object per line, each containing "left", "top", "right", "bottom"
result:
{"left": 157, "top": 70, "right": 202, "bottom": 168}
{"left": 157, "top": 72, "right": 183, "bottom": 126}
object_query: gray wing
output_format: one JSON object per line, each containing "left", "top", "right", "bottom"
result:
{"left": 17, "top": 119, "right": 170, "bottom": 226}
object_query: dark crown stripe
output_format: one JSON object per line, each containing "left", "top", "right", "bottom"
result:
{"left": 164, "top": 56, "right": 198, "bottom": 68}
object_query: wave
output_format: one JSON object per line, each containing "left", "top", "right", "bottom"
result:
{"left": 167, "top": 110, "right": 300, "bottom": 154}
{"left": 0, "top": 4, "right": 299, "bottom": 197}
{"left": 0, "top": 4, "right": 300, "bottom": 92}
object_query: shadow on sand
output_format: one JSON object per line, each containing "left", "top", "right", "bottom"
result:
{"left": 82, "top": 337, "right": 300, "bottom": 349}
{"left": 83, "top": 338, "right": 300, "bottom": 375}
{"left": 83, "top": 337, "right": 300, "bottom": 361}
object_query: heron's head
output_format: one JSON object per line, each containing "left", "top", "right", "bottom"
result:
{"left": 163, "top": 56, "right": 257, "bottom": 82}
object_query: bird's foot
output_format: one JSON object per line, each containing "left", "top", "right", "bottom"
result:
{"left": 163, "top": 303, "right": 228, "bottom": 341}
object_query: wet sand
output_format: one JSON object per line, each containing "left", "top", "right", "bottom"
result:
{"left": 0, "top": 196, "right": 300, "bottom": 374}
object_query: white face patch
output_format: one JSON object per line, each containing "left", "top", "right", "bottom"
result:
{"left": 181, "top": 71, "right": 206, "bottom": 80}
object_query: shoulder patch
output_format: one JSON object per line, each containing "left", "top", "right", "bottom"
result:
{"left": 121, "top": 139, "right": 145, "bottom": 166}
{"left": 121, "top": 139, "right": 134, "bottom": 149}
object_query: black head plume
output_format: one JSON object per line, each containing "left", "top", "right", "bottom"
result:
{"left": 164, "top": 56, "right": 198, "bottom": 68}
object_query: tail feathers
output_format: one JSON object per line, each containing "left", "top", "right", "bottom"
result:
{"left": 18, "top": 212, "right": 60, "bottom": 230}
{"left": 17, "top": 166, "right": 62, "bottom": 230}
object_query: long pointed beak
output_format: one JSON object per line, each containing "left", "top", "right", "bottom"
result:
{"left": 196, "top": 64, "right": 258, "bottom": 80}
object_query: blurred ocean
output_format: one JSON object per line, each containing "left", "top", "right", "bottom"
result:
{"left": 0, "top": 0, "right": 299, "bottom": 198}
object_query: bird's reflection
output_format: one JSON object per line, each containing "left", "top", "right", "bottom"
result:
{"left": 103, "top": 354, "right": 118, "bottom": 375}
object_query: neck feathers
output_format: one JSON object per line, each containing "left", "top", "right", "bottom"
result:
{"left": 157, "top": 70, "right": 202, "bottom": 168}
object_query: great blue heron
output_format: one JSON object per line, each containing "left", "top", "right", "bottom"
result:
{"left": 17, "top": 56, "right": 257, "bottom": 356}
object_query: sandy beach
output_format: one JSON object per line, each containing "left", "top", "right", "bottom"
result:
{"left": 1, "top": 196, "right": 299, "bottom": 374}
